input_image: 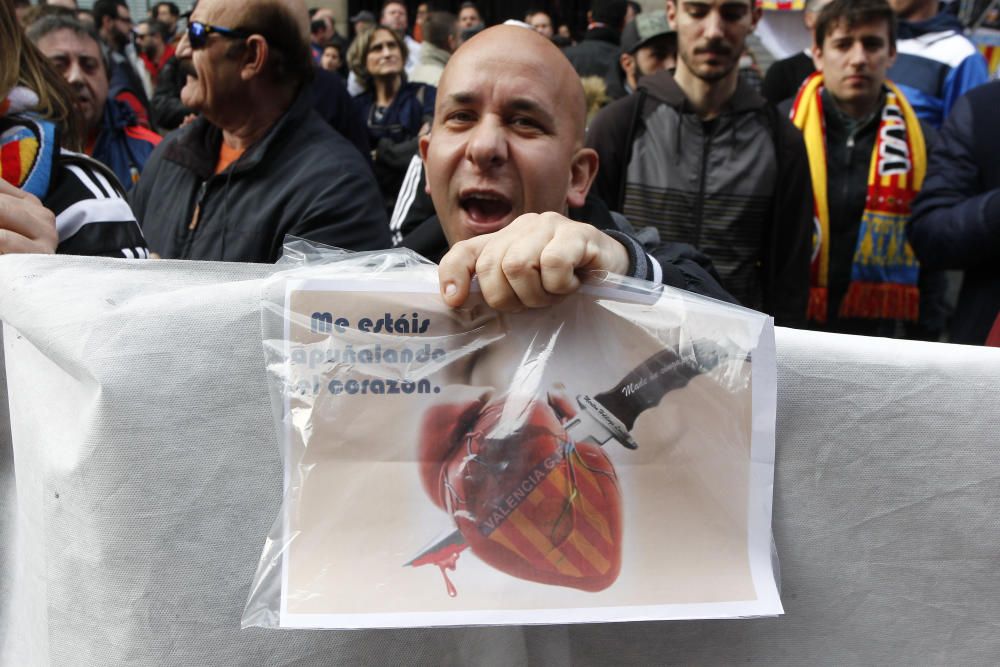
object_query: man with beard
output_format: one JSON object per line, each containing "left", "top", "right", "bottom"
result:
{"left": 152, "top": 2, "right": 181, "bottom": 41}
{"left": 135, "top": 19, "right": 175, "bottom": 86}
{"left": 586, "top": 0, "right": 814, "bottom": 325}
{"left": 128, "top": 0, "right": 390, "bottom": 262}
{"left": 605, "top": 10, "right": 677, "bottom": 100}
{"left": 29, "top": 15, "right": 161, "bottom": 191}
{"left": 92, "top": 0, "right": 152, "bottom": 124}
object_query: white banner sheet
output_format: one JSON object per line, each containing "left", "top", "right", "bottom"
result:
{"left": 6, "top": 256, "right": 1000, "bottom": 665}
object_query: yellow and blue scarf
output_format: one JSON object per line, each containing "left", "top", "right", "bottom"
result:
{"left": 790, "top": 73, "right": 926, "bottom": 323}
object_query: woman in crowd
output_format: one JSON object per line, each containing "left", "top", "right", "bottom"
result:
{"left": 0, "top": 0, "right": 147, "bottom": 257}
{"left": 319, "top": 41, "right": 348, "bottom": 79}
{"left": 348, "top": 26, "right": 435, "bottom": 215}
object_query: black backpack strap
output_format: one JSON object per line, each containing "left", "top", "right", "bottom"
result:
{"left": 617, "top": 86, "right": 648, "bottom": 212}
{"left": 760, "top": 102, "right": 784, "bottom": 313}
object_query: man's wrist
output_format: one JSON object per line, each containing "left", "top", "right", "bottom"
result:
{"left": 602, "top": 229, "right": 660, "bottom": 282}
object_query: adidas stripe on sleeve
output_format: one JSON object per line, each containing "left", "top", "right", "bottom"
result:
{"left": 45, "top": 151, "right": 150, "bottom": 258}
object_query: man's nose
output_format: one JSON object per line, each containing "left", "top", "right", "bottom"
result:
{"left": 702, "top": 10, "right": 725, "bottom": 40}
{"left": 65, "top": 59, "right": 85, "bottom": 85}
{"left": 847, "top": 42, "right": 868, "bottom": 67}
{"left": 466, "top": 116, "right": 508, "bottom": 169}
{"left": 175, "top": 31, "right": 191, "bottom": 59}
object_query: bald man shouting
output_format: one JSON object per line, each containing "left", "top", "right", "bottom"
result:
{"left": 407, "top": 26, "right": 732, "bottom": 311}
{"left": 129, "top": 0, "right": 390, "bottom": 262}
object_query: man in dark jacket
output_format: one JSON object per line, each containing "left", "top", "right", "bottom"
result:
{"left": 761, "top": 0, "right": 829, "bottom": 105}
{"left": 129, "top": 0, "right": 390, "bottom": 262}
{"left": 785, "top": 0, "right": 938, "bottom": 337}
{"left": 564, "top": 0, "right": 629, "bottom": 78}
{"left": 587, "top": 0, "right": 813, "bottom": 325}
{"left": 150, "top": 54, "right": 190, "bottom": 131}
{"left": 908, "top": 81, "right": 1000, "bottom": 345}
{"left": 92, "top": 0, "right": 153, "bottom": 124}
{"left": 412, "top": 25, "right": 734, "bottom": 311}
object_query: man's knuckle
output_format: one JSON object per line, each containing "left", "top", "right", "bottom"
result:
{"left": 539, "top": 245, "right": 571, "bottom": 270}
{"left": 500, "top": 252, "right": 533, "bottom": 278}
{"left": 483, "top": 290, "right": 518, "bottom": 312}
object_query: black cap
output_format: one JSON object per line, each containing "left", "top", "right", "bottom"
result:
{"left": 620, "top": 11, "right": 673, "bottom": 54}
{"left": 350, "top": 10, "right": 376, "bottom": 24}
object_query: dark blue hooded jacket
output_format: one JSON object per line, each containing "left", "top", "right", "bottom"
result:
{"left": 91, "top": 98, "right": 160, "bottom": 192}
{"left": 907, "top": 81, "right": 1000, "bottom": 344}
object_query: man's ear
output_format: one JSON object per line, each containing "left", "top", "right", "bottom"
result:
{"left": 619, "top": 52, "right": 635, "bottom": 77}
{"left": 240, "top": 35, "right": 268, "bottom": 81}
{"left": 566, "top": 147, "right": 599, "bottom": 210}
{"left": 419, "top": 133, "right": 432, "bottom": 195}
{"left": 750, "top": 5, "right": 763, "bottom": 29}
{"left": 666, "top": 0, "right": 677, "bottom": 29}
{"left": 812, "top": 43, "right": 824, "bottom": 71}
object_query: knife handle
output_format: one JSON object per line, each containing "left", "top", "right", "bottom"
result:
{"left": 592, "top": 341, "right": 725, "bottom": 431}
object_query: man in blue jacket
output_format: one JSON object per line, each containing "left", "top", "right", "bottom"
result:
{"left": 907, "top": 81, "right": 1000, "bottom": 345}
{"left": 29, "top": 15, "right": 160, "bottom": 192}
{"left": 887, "top": 0, "right": 989, "bottom": 127}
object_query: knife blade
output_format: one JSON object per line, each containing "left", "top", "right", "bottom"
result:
{"left": 562, "top": 340, "right": 728, "bottom": 450}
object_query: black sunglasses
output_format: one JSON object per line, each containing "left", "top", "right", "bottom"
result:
{"left": 187, "top": 21, "right": 251, "bottom": 49}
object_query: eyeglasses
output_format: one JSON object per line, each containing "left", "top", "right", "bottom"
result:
{"left": 186, "top": 21, "right": 251, "bottom": 49}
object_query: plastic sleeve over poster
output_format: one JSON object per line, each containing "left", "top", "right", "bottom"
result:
{"left": 242, "top": 242, "right": 782, "bottom": 629}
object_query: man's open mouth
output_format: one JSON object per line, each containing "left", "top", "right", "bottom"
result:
{"left": 460, "top": 192, "right": 513, "bottom": 225}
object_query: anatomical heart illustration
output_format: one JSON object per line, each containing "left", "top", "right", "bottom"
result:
{"left": 409, "top": 344, "right": 726, "bottom": 595}
{"left": 414, "top": 394, "right": 624, "bottom": 594}
{"left": 248, "top": 266, "right": 782, "bottom": 629}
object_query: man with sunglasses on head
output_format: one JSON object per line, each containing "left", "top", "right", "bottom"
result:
{"left": 129, "top": 0, "right": 391, "bottom": 262}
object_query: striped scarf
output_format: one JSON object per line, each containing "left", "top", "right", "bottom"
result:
{"left": 1, "top": 87, "right": 56, "bottom": 198}
{"left": 790, "top": 73, "right": 926, "bottom": 323}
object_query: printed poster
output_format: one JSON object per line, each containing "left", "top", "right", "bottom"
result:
{"left": 261, "top": 274, "right": 781, "bottom": 628}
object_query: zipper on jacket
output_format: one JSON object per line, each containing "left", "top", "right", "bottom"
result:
{"left": 693, "top": 123, "right": 715, "bottom": 248}
{"left": 182, "top": 180, "right": 210, "bottom": 259}
{"left": 843, "top": 134, "right": 854, "bottom": 205}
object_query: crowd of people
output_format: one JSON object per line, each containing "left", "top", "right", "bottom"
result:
{"left": 1, "top": 0, "right": 998, "bottom": 344}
